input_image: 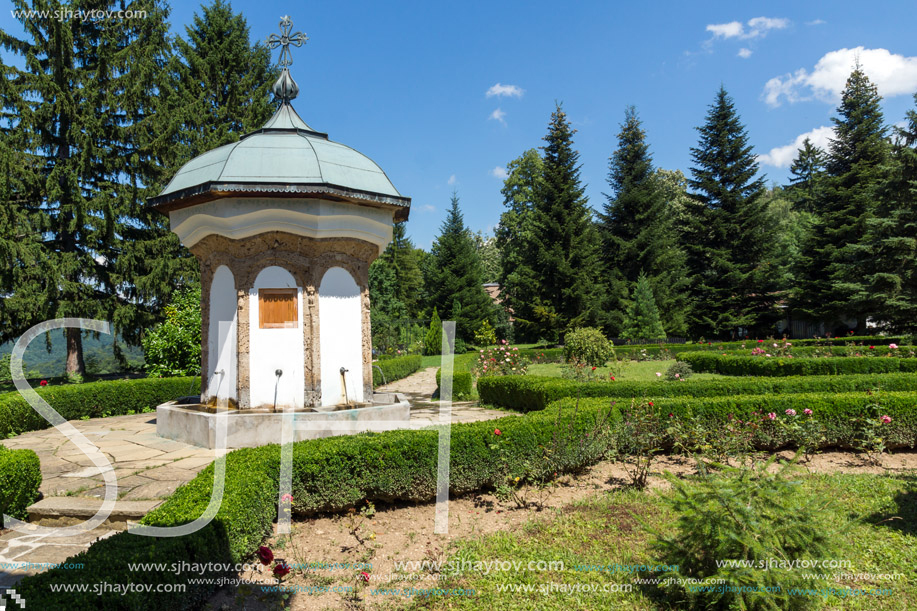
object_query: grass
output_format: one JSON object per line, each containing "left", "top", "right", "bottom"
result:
{"left": 527, "top": 360, "right": 728, "bottom": 383}
{"left": 414, "top": 473, "right": 917, "bottom": 610}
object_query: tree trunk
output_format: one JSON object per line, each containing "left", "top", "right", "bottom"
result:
{"left": 66, "top": 327, "right": 85, "bottom": 376}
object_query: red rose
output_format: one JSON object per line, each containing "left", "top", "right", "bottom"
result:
{"left": 648, "top": 401, "right": 654, "bottom": 406}
{"left": 273, "top": 563, "right": 291, "bottom": 577}
{"left": 39, "top": 380, "right": 48, "bottom": 386}
{"left": 494, "top": 428, "right": 501, "bottom": 436}
{"left": 610, "top": 376, "right": 615, "bottom": 381}
{"left": 257, "top": 546, "right": 274, "bottom": 565}
{"left": 591, "top": 366, "right": 597, "bottom": 371}
{"left": 360, "top": 571, "right": 370, "bottom": 582}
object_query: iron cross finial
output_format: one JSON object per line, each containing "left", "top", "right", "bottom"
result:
{"left": 266, "top": 16, "right": 308, "bottom": 68}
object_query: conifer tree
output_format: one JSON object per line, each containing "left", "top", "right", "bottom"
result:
{"left": 794, "top": 67, "right": 890, "bottom": 332}
{"left": 387, "top": 222, "right": 425, "bottom": 318}
{"left": 787, "top": 138, "right": 826, "bottom": 213}
{"left": 684, "top": 87, "right": 775, "bottom": 338}
{"left": 423, "top": 194, "right": 495, "bottom": 342}
{"left": 598, "top": 106, "right": 689, "bottom": 336}
{"left": 863, "top": 93, "right": 917, "bottom": 332}
{"left": 622, "top": 273, "right": 666, "bottom": 341}
{"left": 528, "top": 104, "right": 603, "bottom": 341}
{"left": 496, "top": 149, "right": 543, "bottom": 340}
{"left": 0, "top": 0, "right": 194, "bottom": 374}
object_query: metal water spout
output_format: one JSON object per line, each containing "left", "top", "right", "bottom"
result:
{"left": 340, "top": 367, "right": 350, "bottom": 405}
{"left": 273, "top": 369, "right": 283, "bottom": 411}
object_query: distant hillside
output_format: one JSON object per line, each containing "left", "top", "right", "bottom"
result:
{"left": 0, "top": 330, "right": 144, "bottom": 378}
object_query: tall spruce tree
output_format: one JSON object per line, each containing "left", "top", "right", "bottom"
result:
{"left": 423, "top": 193, "right": 495, "bottom": 342}
{"left": 863, "top": 93, "right": 917, "bottom": 332}
{"left": 387, "top": 222, "right": 425, "bottom": 318}
{"left": 598, "top": 106, "right": 688, "bottom": 337}
{"left": 169, "top": 0, "right": 275, "bottom": 167}
{"left": 684, "top": 87, "right": 775, "bottom": 339}
{"left": 527, "top": 103, "right": 603, "bottom": 341}
{"left": 794, "top": 67, "right": 890, "bottom": 332}
{"left": 0, "top": 0, "right": 194, "bottom": 374}
{"left": 495, "top": 149, "right": 543, "bottom": 340}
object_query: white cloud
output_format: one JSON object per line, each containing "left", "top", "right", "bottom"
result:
{"left": 489, "top": 108, "right": 506, "bottom": 125}
{"left": 447, "top": 174, "right": 457, "bottom": 186}
{"left": 420, "top": 204, "right": 435, "bottom": 212}
{"left": 758, "top": 125, "right": 834, "bottom": 168}
{"left": 763, "top": 47, "right": 917, "bottom": 107}
{"left": 738, "top": 48, "right": 753, "bottom": 59}
{"left": 490, "top": 166, "right": 508, "bottom": 179}
{"left": 706, "top": 16, "right": 788, "bottom": 40}
{"left": 486, "top": 83, "right": 524, "bottom": 98}
{"left": 806, "top": 19, "right": 826, "bottom": 26}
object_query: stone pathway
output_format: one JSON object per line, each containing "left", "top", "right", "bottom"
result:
{"left": 0, "top": 368, "right": 507, "bottom": 587}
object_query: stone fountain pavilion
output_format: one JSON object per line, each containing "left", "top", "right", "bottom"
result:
{"left": 151, "top": 17, "right": 411, "bottom": 448}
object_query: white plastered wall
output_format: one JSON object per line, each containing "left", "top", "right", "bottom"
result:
{"left": 319, "top": 267, "right": 364, "bottom": 406}
{"left": 206, "top": 265, "right": 237, "bottom": 405}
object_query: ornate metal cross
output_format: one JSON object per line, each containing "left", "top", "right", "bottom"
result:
{"left": 266, "top": 16, "right": 307, "bottom": 68}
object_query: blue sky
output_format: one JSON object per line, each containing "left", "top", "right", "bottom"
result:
{"left": 3, "top": 1, "right": 916, "bottom": 248}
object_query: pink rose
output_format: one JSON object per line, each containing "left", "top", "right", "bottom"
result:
{"left": 881, "top": 415, "right": 892, "bottom": 424}
{"left": 804, "top": 408, "right": 813, "bottom": 416}
{"left": 767, "top": 413, "right": 777, "bottom": 420}
{"left": 785, "top": 409, "right": 796, "bottom": 416}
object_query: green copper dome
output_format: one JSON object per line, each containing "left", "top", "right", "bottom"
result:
{"left": 149, "top": 102, "right": 410, "bottom": 219}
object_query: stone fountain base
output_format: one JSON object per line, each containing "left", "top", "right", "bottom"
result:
{"left": 156, "top": 392, "right": 412, "bottom": 449}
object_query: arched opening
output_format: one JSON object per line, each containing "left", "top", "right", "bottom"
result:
{"left": 207, "top": 265, "right": 237, "bottom": 406}
{"left": 249, "top": 266, "right": 304, "bottom": 409}
{"left": 319, "top": 266, "right": 363, "bottom": 406}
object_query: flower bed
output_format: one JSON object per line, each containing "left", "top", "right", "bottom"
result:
{"left": 0, "top": 376, "right": 201, "bottom": 438}
{"left": 477, "top": 372, "right": 917, "bottom": 412}
{"left": 677, "top": 351, "right": 917, "bottom": 377}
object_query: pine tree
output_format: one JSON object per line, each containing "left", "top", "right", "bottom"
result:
{"left": 496, "top": 149, "right": 543, "bottom": 341}
{"left": 863, "top": 93, "right": 917, "bottom": 332}
{"left": 622, "top": 273, "right": 666, "bottom": 341}
{"left": 787, "top": 138, "right": 826, "bottom": 213}
{"left": 423, "top": 194, "right": 495, "bottom": 342}
{"left": 0, "top": 0, "right": 194, "bottom": 374}
{"left": 528, "top": 103, "right": 603, "bottom": 341}
{"left": 794, "top": 67, "right": 890, "bottom": 332}
{"left": 423, "top": 307, "right": 443, "bottom": 356}
{"left": 387, "top": 222, "right": 425, "bottom": 318}
{"left": 169, "top": 0, "right": 275, "bottom": 167}
{"left": 684, "top": 87, "right": 776, "bottom": 338}
{"left": 598, "top": 106, "right": 689, "bottom": 337}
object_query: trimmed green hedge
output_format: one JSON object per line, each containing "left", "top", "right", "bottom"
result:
{"left": 0, "top": 376, "right": 201, "bottom": 438}
{"left": 551, "top": 391, "right": 917, "bottom": 450}
{"left": 678, "top": 351, "right": 917, "bottom": 376}
{"left": 17, "top": 394, "right": 620, "bottom": 609}
{"left": 436, "top": 368, "right": 473, "bottom": 399}
{"left": 477, "top": 372, "right": 917, "bottom": 412}
{"left": 0, "top": 445, "right": 41, "bottom": 520}
{"left": 373, "top": 355, "right": 423, "bottom": 386}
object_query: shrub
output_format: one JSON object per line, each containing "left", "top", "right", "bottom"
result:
{"left": 651, "top": 458, "right": 840, "bottom": 610}
{"left": 678, "top": 351, "right": 917, "bottom": 376}
{"left": 473, "top": 342, "right": 529, "bottom": 378}
{"left": 372, "top": 355, "right": 422, "bottom": 386}
{"left": 0, "top": 376, "right": 201, "bottom": 438}
{"left": 665, "top": 360, "right": 693, "bottom": 381}
{"left": 423, "top": 307, "right": 443, "bottom": 356}
{"left": 0, "top": 445, "right": 41, "bottom": 520}
{"left": 474, "top": 320, "right": 497, "bottom": 346}
{"left": 436, "top": 368, "right": 473, "bottom": 399}
{"left": 18, "top": 394, "right": 622, "bottom": 608}
{"left": 476, "top": 372, "right": 917, "bottom": 412}
{"left": 142, "top": 285, "right": 202, "bottom": 377}
{"left": 563, "top": 327, "right": 613, "bottom": 367}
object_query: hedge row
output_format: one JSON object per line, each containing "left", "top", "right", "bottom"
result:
{"left": 0, "top": 376, "right": 201, "bottom": 438}
{"left": 372, "top": 355, "right": 423, "bottom": 386}
{"left": 17, "top": 394, "right": 621, "bottom": 609}
{"left": 0, "top": 445, "right": 41, "bottom": 520}
{"left": 477, "top": 372, "right": 917, "bottom": 412}
{"left": 435, "top": 368, "right": 474, "bottom": 399}
{"left": 551, "top": 391, "right": 917, "bottom": 450}
{"left": 677, "top": 351, "right": 917, "bottom": 376}
{"left": 721, "top": 346, "right": 915, "bottom": 358}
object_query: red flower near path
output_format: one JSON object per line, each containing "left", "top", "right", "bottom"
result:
{"left": 273, "top": 563, "right": 291, "bottom": 578}
{"left": 494, "top": 428, "right": 502, "bottom": 436}
{"left": 648, "top": 401, "right": 654, "bottom": 407}
{"left": 591, "top": 366, "right": 597, "bottom": 371}
{"left": 39, "top": 380, "right": 48, "bottom": 386}
{"left": 257, "top": 546, "right": 274, "bottom": 565}
{"left": 610, "top": 376, "right": 615, "bottom": 381}
{"left": 360, "top": 571, "right": 370, "bottom": 582}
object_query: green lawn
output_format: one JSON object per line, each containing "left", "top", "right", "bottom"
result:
{"left": 527, "top": 359, "right": 728, "bottom": 383}
{"left": 416, "top": 473, "right": 917, "bottom": 610}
